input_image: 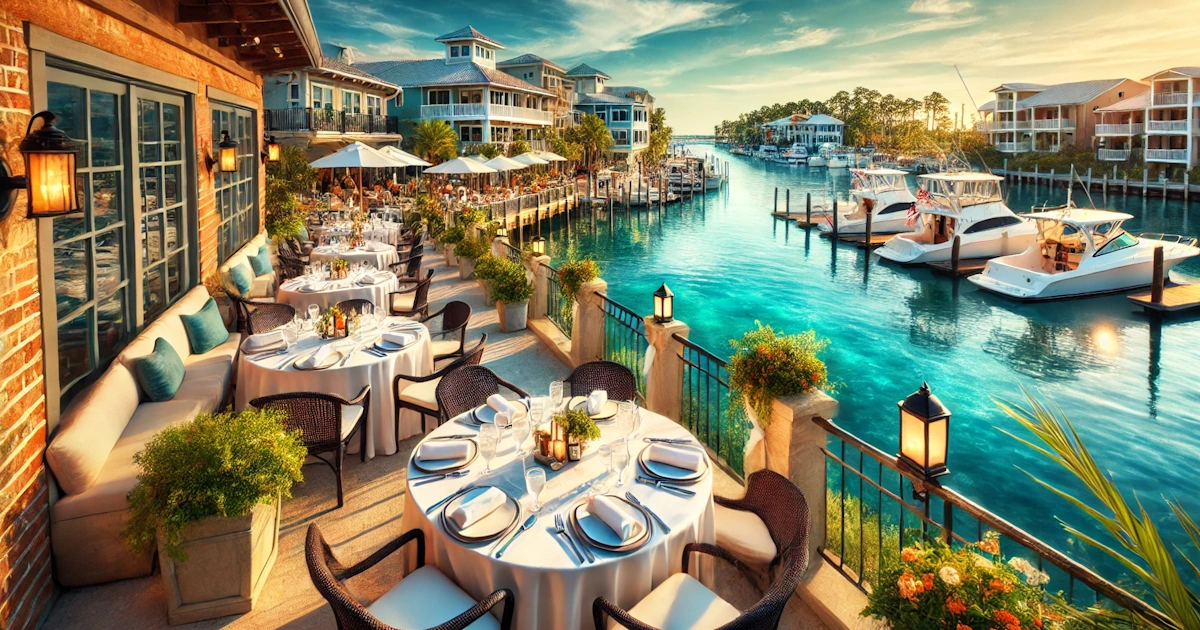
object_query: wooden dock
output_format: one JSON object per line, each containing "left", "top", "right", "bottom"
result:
{"left": 1128, "top": 283, "right": 1200, "bottom": 313}
{"left": 820, "top": 232, "right": 893, "bottom": 248}
{"left": 927, "top": 258, "right": 990, "bottom": 277}
{"left": 772, "top": 211, "right": 832, "bottom": 228}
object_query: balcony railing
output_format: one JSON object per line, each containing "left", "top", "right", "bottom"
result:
{"left": 976, "top": 121, "right": 1015, "bottom": 132}
{"left": 1153, "top": 91, "right": 1189, "bottom": 106}
{"left": 596, "top": 293, "right": 648, "bottom": 399}
{"left": 1032, "top": 118, "right": 1074, "bottom": 130}
{"left": 1098, "top": 148, "right": 1131, "bottom": 161}
{"left": 1146, "top": 148, "right": 1189, "bottom": 161}
{"left": 996, "top": 100, "right": 1016, "bottom": 111}
{"left": 544, "top": 263, "right": 572, "bottom": 337}
{"left": 995, "top": 141, "right": 1032, "bottom": 152}
{"left": 675, "top": 334, "right": 748, "bottom": 479}
{"left": 1013, "top": 119, "right": 1033, "bottom": 130}
{"left": 1095, "top": 123, "right": 1144, "bottom": 136}
{"left": 1146, "top": 120, "right": 1190, "bottom": 133}
{"left": 264, "top": 108, "right": 399, "bottom": 135}
{"left": 420, "top": 103, "right": 554, "bottom": 124}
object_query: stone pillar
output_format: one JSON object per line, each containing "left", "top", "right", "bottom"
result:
{"left": 527, "top": 254, "right": 551, "bottom": 320}
{"left": 491, "top": 236, "right": 509, "bottom": 259}
{"left": 570, "top": 278, "right": 608, "bottom": 366}
{"left": 642, "top": 316, "right": 690, "bottom": 422}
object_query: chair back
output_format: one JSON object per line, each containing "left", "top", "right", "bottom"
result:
{"left": 250, "top": 391, "right": 342, "bottom": 450}
{"left": 439, "top": 301, "right": 472, "bottom": 333}
{"left": 566, "top": 361, "right": 639, "bottom": 402}
{"left": 246, "top": 302, "right": 297, "bottom": 335}
{"left": 436, "top": 365, "right": 502, "bottom": 422}
{"left": 305, "top": 524, "right": 393, "bottom": 630}
{"left": 739, "top": 469, "right": 810, "bottom": 561}
{"left": 391, "top": 252, "right": 423, "bottom": 279}
{"left": 335, "top": 298, "right": 376, "bottom": 317}
{"left": 410, "top": 269, "right": 435, "bottom": 313}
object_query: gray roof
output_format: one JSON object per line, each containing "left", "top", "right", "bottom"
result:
{"left": 1098, "top": 91, "right": 1149, "bottom": 112}
{"left": 566, "top": 63, "right": 610, "bottom": 79}
{"left": 316, "top": 56, "right": 399, "bottom": 90}
{"left": 576, "top": 91, "right": 636, "bottom": 105}
{"left": 1016, "top": 79, "right": 1128, "bottom": 108}
{"left": 1144, "top": 66, "right": 1200, "bottom": 80}
{"left": 353, "top": 59, "right": 552, "bottom": 95}
{"left": 603, "top": 86, "right": 651, "bottom": 99}
{"left": 435, "top": 26, "right": 503, "bottom": 48}
{"left": 991, "top": 83, "right": 1047, "bottom": 93}
{"left": 977, "top": 100, "right": 995, "bottom": 112}
{"left": 497, "top": 54, "right": 565, "bottom": 73}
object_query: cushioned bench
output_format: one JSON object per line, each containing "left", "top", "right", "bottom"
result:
{"left": 219, "top": 232, "right": 279, "bottom": 299}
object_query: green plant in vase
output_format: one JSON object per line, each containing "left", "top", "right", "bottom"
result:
{"left": 492, "top": 260, "right": 533, "bottom": 332}
{"left": 555, "top": 408, "right": 601, "bottom": 460}
{"left": 440, "top": 225, "right": 466, "bottom": 246}
{"left": 453, "top": 237, "right": 489, "bottom": 260}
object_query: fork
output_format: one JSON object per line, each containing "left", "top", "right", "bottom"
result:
{"left": 554, "top": 513, "right": 585, "bottom": 564}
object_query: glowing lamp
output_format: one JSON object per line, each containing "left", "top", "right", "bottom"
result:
{"left": 495, "top": 224, "right": 508, "bottom": 239}
{"left": 531, "top": 236, "right": 546, "bottom": 256}
{"left": 652, "top": 283, "right": 674, "bottom": 323}
{"left": 897, "top": 382, "right": 951, "bottom": 480}
{"left": 265, "top": 136, "right": 281, "bottom": 163}
{"left": 218, "top": 131, "right": 238, "bottom": 172}
{"left": 0, "top": 112, "right": 81, "bottom": 220}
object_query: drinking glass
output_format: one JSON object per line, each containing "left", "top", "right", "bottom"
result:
{"left": 281, "top": 325, "right": 298, "bottom": 350}
{"left": 494, "top": 411, "right": 510, "bottom": 431}
{"left": 598, "top": 442, "right": 612, "bottom": 473}
{"left": 528, "top": 398, "right": 545, "bottom": 429}
{"left": 512, "top": 416, "right": 531, "bottom": 455}
{"left": 524, "top": 468, "right": 546, "bottom": 512}
{"left": 612, "top": 438, "right": 631, "bottom": 487}
{"left": 617, "top": 402, "right": 636, "bottom": 437}
{"left": 549, "top": 381, "right": 564, "bottom": 413}
{"left": 308, "top": 305, "right": 320, "bottom": 322}
{"left": 479, "top": 424, "right": 499, "bottom": 474}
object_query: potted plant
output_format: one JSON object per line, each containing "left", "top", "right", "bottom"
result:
{"left": 557, "top": 258, "right": 600, "bottom": 323}
{"left": 440, "top": 225, "right": 465, "bottom": 267}
{"left": 727, "top": 321, "right": 829, "bottom": 429}
{"left": 473, "top": 254, "right": 505, "bottom": 306}
{"left": 123, "top": 409, "right": 306, "bottom": 625}
{"left": 492, "top": 259, "right": 533, "bottom": 332}
{"left": 453, "top": 237, "right": 489, "bottom": 280}
{"left": 554, "top": 408, "right": 601, "bottom": 461}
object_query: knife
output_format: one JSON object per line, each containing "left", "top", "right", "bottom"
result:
{"left": 493, "top": 514, "right": 537, "bottom": 558}
{"left": 636, "top": 476, "right": 696, "bottom": 497}
{"left": 642, "top": 437, "right": 692, "bottom": 445}
{"left": 425, "top": 485, "right": 477, "bottom": 515}
{"left": 625, "top": 492, "right": 671, "bottom": 534}
{"left": 413, "top": 470, "right": 469, "bottom": 486}
{"left": 566, "top": 520, "right": 595, "bottom": 563}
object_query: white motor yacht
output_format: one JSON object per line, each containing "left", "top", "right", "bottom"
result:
{"left": 876, "top": 173, "right": 1038, "bottom": 265}
{"left": 968, "top": 209, "right": 1199, "bottom": 300}
{"left": 808, "top": 143, "right": 834, "bottom": 167}
{"left": 827, "top": 149, "right": 850, "bottom": 169}
{"left": 816, "top": 168, "right": 919, "bottom": 235}
{"left": 755, "top": 145, "right": 779, "bottom": 160}
{"left": 782, "top": 142, "right": 808, "bottom": 165}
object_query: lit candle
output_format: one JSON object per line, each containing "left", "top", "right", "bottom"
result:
{"left": 552, "top": 439, "right": 567, "bottom": 461}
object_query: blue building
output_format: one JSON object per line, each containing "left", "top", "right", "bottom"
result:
{"left": 567, "top": 64, "right": 654, "bottom": 161}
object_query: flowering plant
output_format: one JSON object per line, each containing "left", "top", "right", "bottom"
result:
{"left": 862, "top": 533, "right": 1067, "bottom": 630}
{"left": 727, "top": 321, "right": 829, "bottom": 426}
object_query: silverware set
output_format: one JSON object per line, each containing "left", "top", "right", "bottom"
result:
{"left": 642, "top": 437, "right": 692, "bottom": 445}
{"left": 625, "top": 492, "right": 671, "bottom": 534}
{"left": 412, "top": 470, "right": 469, "bottom": 486}
{"left": 635, "top": 476, "right": 695, "bottom": 497}
{"left": 493, "top": 514, "right": 537, "bottom": 558}
{"left": 554, "top": 513, "right": 593, "bottom": 564}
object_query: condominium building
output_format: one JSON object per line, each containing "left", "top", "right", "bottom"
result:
{"left": 568, "top": 64, "right": 655, "bottom": 161}
{"left": 496, "top": 54, "right": 579, "bottom": 130}
{"left": 1093, "top": 92, "right": 1147, "bottom": 163}
{"left": 1142, "top": 67, "right": 1199, "bottom": 176}
{"left": 759, "top": 113, "right": 844, "bottom": 147}
{"left": 977, "top": 79, "right": 1144, "bottom": 153}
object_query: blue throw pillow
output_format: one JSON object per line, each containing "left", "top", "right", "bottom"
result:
{"left": 181, "top": 298, "right": 229, "bottom": 354}
{"left": 230, "top": 262, "right": 253, "bottom": 295}
{"left": 249, "top": 246, "right": 273, "bottom": 276}
{"left": 298, "top": 226, "right": 310, "bottom": 242}
{"left": 135, "top": 338, "right": 185, "bottom": 402}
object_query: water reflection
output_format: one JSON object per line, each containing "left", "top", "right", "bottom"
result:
{"left": 905, "top": 281, "right": 960, "bottom": 349}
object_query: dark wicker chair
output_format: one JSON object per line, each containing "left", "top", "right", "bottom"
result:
{"left": 389, "top": 251, "right": 424, "bottom": 283}
{"left": 388, "top": 269, "right": 435, "bottom": 318}
{"left": 435, "top": 365, "right": 529, "bottom": 424}
{"left": 397, "top": 228, "right": 424, "bottom": 251}
{"left": 394, "top": 335, "right": 486, "bottom": 438}
{"left": 250, "top": 386, "right": 370, "bottom": 509}
{"left": 715, "top": 469, "right": 810, "bottom": 580}
{"left": 246, "top": 302, "right": 297, "bottom": 335}
{"left": 565, "top": 360, "right": 640, "bottom": 403}
{"left": 422, "top": 301, "right": 472, "bottom": 363}
{"left": 335, "top": 298, "right": 376, "bottom": 317}
{"left": 226, "top": 288, "right": 282, "bottom": 334}
{"left": 306, "top": 524, "right": 514, "bottom": 630}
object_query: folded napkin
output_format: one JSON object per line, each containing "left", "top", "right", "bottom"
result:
{"left": 646, "top": 443, "right": 704, "bottom": 472}
{"left": 418, "top": 439, "right": 470, "bottom": 461}
{"left": 448, "top": 487, "right": 507, "bottom": 530}
{"left": 369, "top": 242, "right": 391, "bottom": 252}
{"left": 589, "top": 495, "right": 641, "bottom": 541}
{"left": 486, "top": 394, "right": 522, "bottom": 420}
{"left": 301, "top": 344, "right": 335, "bottom": 369}
{"left": 382, "top": 331, "right": 417, "bottom": 348}
{"left": 244, "top": 330, "right": 284, "bottom": 350}
{"left": 586, "top": 390, "right": 608, "bottom": 415}
{"left": 298, "top": 281, "right": 326, "bottom": 293}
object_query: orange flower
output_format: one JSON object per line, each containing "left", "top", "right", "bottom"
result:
{"left": 945, "top": 596, "right": 967, "bottom": 615}
{"left": 956, "top": 625, "right": 971, "bottom": 630}
{"left": 989, "top": 578, "right": 1014, "bottom": 594}
{"left": 901, "top": 547, "right": 920, "bottom": 563}
{"left": 977, "top": 538, "right": 1000, "bottom": 555}
{"left": 994, "top": 610, "right": 1021, "bottom": 628}
{"left": 922, "top": 573, "right": 935, "bottom": 590}
{"left": 1033, "top": 618, "right": 1043, "bottom": 628}
{"left": 897, "top": 571, "right": 925, "bottom": 601}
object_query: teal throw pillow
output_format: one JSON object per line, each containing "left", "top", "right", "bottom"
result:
{"left": 135, "top": 338, "right": 185, "bottom": 402}
{"left": 249, "top": 246, "right": 273, "bottom": 276}
{"left": 180, "top": 298, "right": 229, "bottom": 354}
{"left": 298, "top": 226, "right": 310, "bottom": 242}
{"left": 230, "top": 262, "right": 253, "bottom": 295}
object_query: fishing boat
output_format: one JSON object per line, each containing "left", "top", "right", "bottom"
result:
{"left": 827, "top": 148, "right": 851, "bottom": 169}
{"left": 808, "top": 143, "right": 834, "bottom": 167}
{"left": 782, "top": 142, "right": 808, "bottom": 165}
{"left": 968, "top": 209, "right": 1199, "bottom": 300}
{"left": 875, "top": 173, "right": 1038, "bottom": 265}
{"left": 755, "top": 145, "right": 779, "bottom": 160}
{"left": 816, "top": 168, "right": 919, "bottom": 235}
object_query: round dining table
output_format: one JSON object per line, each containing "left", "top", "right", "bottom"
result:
{"left": 310, "top": 242, "right": 400, "bottom": 269}
{"left": 400, "top": 407, "right": 716, "bottom": 629}
{"left": 276, "top": 272, "right": 400, "bottom": 313}
{"left": 234, "top": 318, "right": 433, "bottom": 459}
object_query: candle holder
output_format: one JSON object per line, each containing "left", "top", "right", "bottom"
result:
{"left": 532, "top": 422, "right": 567, "bottom": 471}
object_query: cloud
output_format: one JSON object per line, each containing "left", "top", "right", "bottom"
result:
{"left": 314, "top": 0, "right": 429, "bottom": 60}
{"left": 707, "top": 67, "right": 878, "bottom": 91}
{"left": 844, "top": 15, "right": 982, "bottom": 47}
{"left": 780, "top": 12, "right": 796, "bottom": 24}
{"left": 908, "top": 0, "right": 973, "bottom": 14}
{"left": 736, "top": 26, "right": 839, "bottom": 58}
{"left": 531, "top": 0, "right": 735, "bottom": 59}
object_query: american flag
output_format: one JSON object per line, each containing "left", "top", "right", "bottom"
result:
{"left": 905, "top": 203, "right": 919, "bottom": 227}
{"left": 916, "top": 188, "right": 935, "bottom": 209}
{"left": 850, "top": 168, "right": 867, "bottom": 190}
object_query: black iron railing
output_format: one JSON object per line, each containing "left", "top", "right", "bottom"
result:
{"left": 817, "top": 416, "right": 1167, "bottom": 626}
{"left": 543, "top": 263, "right": 573, "bottom": 336}
{"left": 477, "top": 184, "right": 575, "bottom": 222}
{"left": 502, "top": 242, "right": 522, "bottom": 265}
{"left": 264, "top": 108, "right": 399, "bottom": 135}
{"left": 674, "top": 334, "right": 749, "bottom": 481}
{"left": 595, "top": 294, "right": 647, "bottom": 399}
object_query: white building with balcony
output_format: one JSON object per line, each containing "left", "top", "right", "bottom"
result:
{"left": 568, "top": 64, "right": 655, "bottom": 161}
{"left": 496, "top": 54, "right": 578, "bottom": 130}
{"left": 1142, "top": 67, "right": 1199, "bottom": 176}
{"left": 977, "top": 79, "right": 1143, "bottom": 154}
{"left": 1093, "top": 92, "right": 1147, "bottom": 162}
{"left": 759, "top": 113, "right": 843, "bottom": 148}
{"left": 355, "top": 26, "right": 555, "bottom": 149}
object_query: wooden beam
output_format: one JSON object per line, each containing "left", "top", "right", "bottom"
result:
{"left": 250, "top": 56, "right": 310, "bottom": 72}
{"left": 235, "top": 44, "right": 305, "bottom": 62}
{"left": 178, "top": 3, "right": 286, "bottom": 24}
{"left": 206, "top": 21, "right": 296, "bottom": 38}
{"left": 217, "top": 33, "right": 301, "bottom": 47}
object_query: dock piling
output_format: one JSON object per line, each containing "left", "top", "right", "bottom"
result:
{"left": 774, "top": 187, "right": 778, "bottom": 213}
{"left": 1152, "top": 246, "right": 1165, "bottom": 304}
{"left": 785, "top": 189, "right": 790, "bottom": 215}
{"left": 806, "top": 193, "right": 811, "bottom": 224}
{"left": 832, "top": 200, "right": 839, "bottom": 237}
{"left": 864, "top": 208, "right": 873, "bottom": 251}
{"left": 951, "top": 236, "right": 961, "bottom": 276}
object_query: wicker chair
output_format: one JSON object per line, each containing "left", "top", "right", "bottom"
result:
{"left": 389, "top": 251, "right": 424, "bottom": 283}
{"left": 422, "top": 301, "right": 472, "bottom": 363}
{"left": 435, "top": 366, "right": 529, "bottom": 424}
{"left": 249, "top": 386, "right": 370, "bottom": 509}
{"left": 306, "top": 524, "right": 513, "bottom": 630}
{"left": 226, "top": 288, "right": 282, "bottom": 334}
{"left": 335, "top": 298, "right": 376, "bottom": 317}
{"left": 565, "top": 360, "right": 640, "bottom": 403}
{"left": 394, "top": 335, "right": 486, "bottom": 438}
{"left": 715, "top": 469, "right": 810, "bottom": 581}
{"left": 246, "top": 302, "right": 297, "bottom": 335}
{"left": 397, "top": 228, "right": 424, "bottom": 251}
{"left": 388, "top": 269, "right": 434, "bottom": 318}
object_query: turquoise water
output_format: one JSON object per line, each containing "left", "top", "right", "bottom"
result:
{"left": 538, "top": 144, "right": 1200, "bottom": 586}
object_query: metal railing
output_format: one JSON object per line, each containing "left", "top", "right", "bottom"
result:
{"left": 264, "top": 108, "right": 399, "bottom": 135}
{"left": 1147, "top": 119, "right": 1190, "bottom": 132}
{"left": 1146, "top": 148, "right": 1189, "bottom": 161}
{"left": 1096, "top": 123, "right": 1144, "bottom": 136}
{"left": 543, "top": 263, "right": 573, "bottom": 336}
{"left": 817, "top": 416, "right": 1169, "bottom": 626}
{"left": 501, "top": 241, "right": 523, "bottom": 265}
{"left": 1032, "top": 118, "right": 1074, "bottom": 130}
{"left": 995, "top": 141, "right": 1033, "bottom": 152}
{"left": 1098, "top": 148, "right": 1132, "bottom": 161}
{"left": 1153, "top": 92, "right": 1189, "bottom": 106}
{"left": 479, "top": 184, "right": 575, "bottom": 222}
{"left": 595, "top": 294, "right": 648, "bottom": 399}
{"left": 420, "top": 103, "right": 554, "bottom": 123}
{"left": 674, "top": 334, "right": 749, "bottom": 481}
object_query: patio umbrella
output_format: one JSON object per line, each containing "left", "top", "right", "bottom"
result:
{"left": 483, "top": 156, "right": 529, "bottom": 171}
{"left": 532, "top": 150, "right": 568, "bottom": 162}
{"left": 424, "top": 157, "right": 499, "bottom": 175}
{"left": 309, "top": 142, "right": 411, "bottom": 213}
{"left": 378, "top": 145, "right": 431, "bottom": 167}
{"left": 511, "top": 153, "right": 549, "bottom": 167}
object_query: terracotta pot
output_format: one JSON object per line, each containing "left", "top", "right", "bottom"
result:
{"left": 478, "top": 279, "right": 496, "bottom": 306}
{"left": 444, "top": 244, "right": 458, "bottom": 267}
{"left": 496, "top": 300, "right": 529, "bottom": 332}
{"left": 459, "top": 257, "right": 476, "bottom": 280}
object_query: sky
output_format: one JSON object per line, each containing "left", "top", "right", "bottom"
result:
{"left": 310, "top": 0, "right": 1200, "bottom": 134}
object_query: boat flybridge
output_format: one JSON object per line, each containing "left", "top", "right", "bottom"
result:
{"left": 755, "top": 145, "right": 779, "bottom": 160}
{"left": 808, "top": 143, "right": 833, "bottom": 167}
{"left": 816, "top": 168, "right": 919, "bottom": 235}
{"left": 875, "top": 172, "right": 1037, "bottom": 264}
{"left": 782, "top": 142, "right": 808, "bottom": 165}
{"left": 968, "top": 209, "right": 1200, "bottom": 300}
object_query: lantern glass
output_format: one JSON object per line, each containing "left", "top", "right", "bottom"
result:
{"left": 219, "top": 143, "right": 237, "bottom": 172}
{"left": 899, "top": 408, "right": 927, "bottom": 469}
{"left": 652, "top": 284, "right": 673, "bottom": 322}
{"left": 496, "top": 225, "right": 508, "bottom": 238}
{"left": 266, "top": 142, "right": 281, "bottom": 163}
{"left": 531, "top": 237, "right": 545, "bottom": 255}
{"left": 27, "top": 151, "right": 78, "bottom": 216}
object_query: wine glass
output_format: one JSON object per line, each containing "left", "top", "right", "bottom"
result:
{"left": 549, "top": 380, "right": 564, "bottom": 413}
{"left": 307, "top": 305, "right": 320, "bottom": 323}
{"left": 479, "top": 424, "right": 499, "bottom": 474}
{"left": 512, "top": 416, "right": 531, "bottom": 467}
{"left": 598, "top": 442, "right": 612, "bottom": 473}
{"left": 617, "top": 402, "right": 636, "bottom": 438}
{"left": 524, "top": 468, "right": 546, "bottom": 512}
{"left": 528, "top": 398, "right": 545, "bottom": 430}
{"left": 281, "top": 324, "right": 298, "bottom": 350}
{"left": 612, "top": 438, "right": 631, "bottom": 487}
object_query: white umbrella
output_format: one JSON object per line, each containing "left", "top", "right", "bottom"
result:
{"left": 309, "top": 142, "right": 411, "bottom": 213}
{"left": 467, "top": 154, "right": 490, "bottom": 162}
{"left": 484, "top": 156, "right": 529, "bottom": 171}
{"left": 511, "top": 152, "right": 549, "bottom": 166}
{"left": 424, "top": 157, "right": 499, "bottom": 174}
{"left": 532, "top": 150, "right": 568, "bottom": 162}
{"left": 378, "top": 145, "right": 431, "bottom": 167}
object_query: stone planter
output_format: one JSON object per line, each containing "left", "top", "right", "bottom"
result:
{"left": 157, "top": 499, "right": 281, "bottom": 625}
{"left": 478, "top": 279, "right": 496, "bottom": 306}
{"left": 458, "top": 256, "right": 476, "bottom": 280}
{"left": 444, "top": 244, "right": 458, "bottom": 267}
{"left": 496, "top": 300, "right": 529, "bottom": 332}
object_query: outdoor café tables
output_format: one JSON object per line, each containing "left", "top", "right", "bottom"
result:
{"left": 401, "top": 404, "right": 716, "bottom": 629}
{"left": 234, "top": 317, "right": 433, "bottom": 459}
{"left": 310, "top": 241, "right": 399, "bottom": 269}
{"left": 275, "top": 270, "right": 400, "bottom": 313}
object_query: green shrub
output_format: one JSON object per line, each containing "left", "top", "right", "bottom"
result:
{"left": 492, "top": 260, "right": 533, "bottom": 304}
{"left": 454, "top": 237, "right": 489, "bottom": 260}
{"left": 558, "top": 259, "right": 600, "bottom": 297}
{"left": 474, "top": 255, "right": 505, "bottom": 281}
{"left": 440, "top": 225, "right": 466, "bottom": 245}
{"left": 264, "top": 145, "right": 316, "bottom": 239}
{"left": 459, "top": 208, "right": 488, "bottom": 227}
{"left": 124, "top": 409, "right": 306, "bottom": 561}
{"left": 554, "top": 408, "right": 601, "bottom": 442}
{"left": 727, "top": 321, "right": 830, "bottom": 426}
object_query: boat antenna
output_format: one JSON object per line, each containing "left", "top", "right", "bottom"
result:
{"left": 953, "top": 65, "right": 996, "bottom": 177}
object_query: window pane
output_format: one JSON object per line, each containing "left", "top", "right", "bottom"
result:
{"left": 97, "top": 287, "right": 127, "bottom": 364}
{"left": 163, "top": 164, "right": 180, "bottom": 207}
{"left": 58, "top": 308, "right": 94, "bottom": 391}
{"left": 143, "top": 265, "right": 165, "bottom": 320}
{"left": 55, "top": 240, "right": 91, "bottom": 319}
{"left": 93, "top": 171, "right": 121, "bottom": 230}
{"left": 138, "top": 99, "right": 161, "bottom": 163}
{"left": 90, "top": 92, "right": 120, "bottom": 167}
{"left": 141, "top": 165, "right": 161, "bottom": 212}
{"left": 166, "top": 207, "right": 181, "bottom": 252}
{"left": 54, "top": 171, "right": 89, "bottom": 241}
{"left": 48, "top": 82, "right": 89, "bottom": 168}
{"left": 163, "top": 103, "right": 180, "bottom": 141}
{"left": 167, "top": 252, "right": 184, "bottom": 300}
{"left": 143, "top": 211, "right": 163, "bottom": 266}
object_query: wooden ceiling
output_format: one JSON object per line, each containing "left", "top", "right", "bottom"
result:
{"left": 180, "top": 1, "right": 317, "bottom": 72}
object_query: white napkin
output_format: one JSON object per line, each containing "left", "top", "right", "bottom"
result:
{"left": 646, "top": 443, "right": 704, "bottom": 472}
{"left": 299, "top": 281, "right": 326, "bottom": 293}
{"left": 382, "top": 331, "right": 417, "bottom": 348}
{"left": 486, "top": 394, "right": 522, "bottom": 420}
{"left": 448, "top": 487, "right": 507, "bottom": 530}
{"left": 589, "top": 495, "right": 641, "bottom": 541}
{"left": 370, "top": 242, "right": 391, "bottom": 252}
{"left": 586, "top": 390, "right": 608, "bottom": 415}
{"left": 244, "top": 330, "right": 283, "bottom": 350}
{"left": 301, "top": 344, "right": 335, "bottom": 369}
{"left": 418, "top": 440, "right": 470, "bottom": 461}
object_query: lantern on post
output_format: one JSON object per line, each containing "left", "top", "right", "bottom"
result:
{"left": 652, "top": 283, "right": 674, "bottom": 323}
{"left": 531, "top": 236, "right": 546, "bottom": 256}
{"left": 264, "top": 135, "right": 281, "bottom": 163}
{"left": 495, "top": 224, "right": 508, "bottom": 239}
{"left": 0, "top": 111, "right": 81, "bottom": 220}
{"left": 217, "top": 131, "right": 238, "bottom": 173}
{"left": 897, "top": 382, "right": 951, "bottom": 480}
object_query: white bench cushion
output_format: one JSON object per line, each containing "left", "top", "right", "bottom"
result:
{"left": 46, "top": 363, "right": 141, "bottom": 496}
{"left": 341, "top": 405, "right": 363, "bottom": 440}
{"left": 398, "top": 378, "right": 438, "bottom": 410}
{"left": 366, "top": 565, "right": 500, "bottom": 630}
{"left": 613, "top": 572, "right": 741, "bottom": 630}
{"left": 715, "top": 503, "right": 778, "bottom": 566}
{"left": 430, "top": 338, "right": 460, "bottom": 357}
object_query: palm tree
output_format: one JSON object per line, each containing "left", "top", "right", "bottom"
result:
{"left": 411, "top": 120, "right": 458, "bottom": 164}
{"left": 566, "top": 114, "right": 613, "bottom": 175}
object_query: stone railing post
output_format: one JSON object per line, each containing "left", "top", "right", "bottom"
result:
{"left": 642, "top": 316, "right": 689, "bottom": 422}
{"left": 491, "top": 236, "right": 509, "bottom": 259}
{"left": 570, "top": 278, "right": 608, "bottom": 366}
{"left": 527, "top": 254, "right": 551, "bottom": 320}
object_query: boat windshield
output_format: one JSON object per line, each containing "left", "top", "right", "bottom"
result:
{"left": 867, "top": 174, "right": 905, "bottom": 192}
{"left": 1094, "top": 230, "right": 1138, "bottom": 256}
{"left": 927, "top": 178, "right": 1002, "bottom": 207}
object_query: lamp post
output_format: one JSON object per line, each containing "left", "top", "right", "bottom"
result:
{"left": 0, "top": 111, "right": 81, "bottom": 220}
{"left": 495, "top": 224, "right": 508, "bottom": 239}
{"left": 531, "top": 236, "right": 546, "bottom": 256}
{"left": 218, "top": 131, "right": 238, "bottom": 173}
{"left": 652, "top": 283, "right": 674, "bottom": 323}
{"left": 897, "top": 382, "right": 951, "bottom": 482}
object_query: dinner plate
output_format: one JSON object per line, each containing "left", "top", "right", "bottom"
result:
{"left": 468, "top": 399, "right": 529, "bottom": 426}
{"left": 570, "top": 496, "right": 652, "bottom": 552}
{"left": 292, "top": 350, "right": 343, "bottom": 371}
{"left": 440, "top": 487, "right": 520, "bottom": 543}
{"left": 637, "top": 443, "right": 709, "bottom": 484}
{"left": 567, "top": 396, "right": 620, "bottom": 422}
{"left": 373, "top": 338, "right": 410, "bottom": 353}
{"left": 241, "top": 340, "right": 286, "bottom": 355}
{"left": 411, "top": 438, "right": 478, "bottom": 474}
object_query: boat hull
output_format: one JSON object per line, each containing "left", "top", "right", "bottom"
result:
{"left": 876, "top": 228, "right": 1038, "bottom": 264}
{"left": 808, "top": 157, "right": 827, "bottom": 167}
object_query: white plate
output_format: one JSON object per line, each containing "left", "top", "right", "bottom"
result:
{"left": 567, "top": 396, "right": 619, "bottom": 421}
{"left": 414, "top": 439, "right": 478, "bottom": 473}
{"left": 572, "top": 497, "right": 650, "bottom": 549}
{"left": 442, "top": 487, "right": 520, "bottom": 542}
{"left": 471, "top": 400, "right": 529, "bottom": 425}
{"left": 638, "top": 443, "right": 709, "bottom": 483}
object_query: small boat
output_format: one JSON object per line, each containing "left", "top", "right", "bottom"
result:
{"left": 968, "top": 209, "right": 1199, "bottom": 300}
{"left": 755, "top": 145, "right": 779, "bottom": 160}
{"left": 808, "top": 143, "right": 834, "bottom": 168}
{"left": 876, "top": 172, "right": 1038, "bottom": 265}
{"left": 782, "top": 142, "right": 808, "bottom": 165}
{"left": 827, "top": 148, "right": 851, "bottom": 169}
{"left": 816, "top": 168, "right": 919, "bottom": 235}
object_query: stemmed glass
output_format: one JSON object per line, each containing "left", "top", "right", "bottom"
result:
{"left": 611, "top": 438, "right": 631, "bottom": 487}
{"left": 549, "top": 381, "right": 564, "bottom": 414}
{"left": 512, "top": 415, "right": 531, "bottom": 468}
{"left": 525, "top": 468, "right": 546, "bottom": 512}
{"left": 479, "top": 423, "right": 499, "bottom": 474}
{"left": 528, "top": 398, "right": 545, "bottom": 431}
{"left": 617, "top": 402, "right": 636, "bottom": 438}
{"left": 598, "top": 442, "right": 613, "bottom": 473}
{"left": 307, "top": 305, "right": 320, "bottom": 324}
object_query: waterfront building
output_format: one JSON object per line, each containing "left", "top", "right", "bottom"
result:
{"left": 263, "top": 45, "right": 404, "bottom": 151}
{"left": 977, "top": 79, "right": 1144, "bottom": 153}
{"left": 568, "top": 64, "right": 655, "bottom": 161}
{"left": 759, "top": 113, "right": 844, "bottom": 148}
{"left": 496, "top": 53, "right": 579, "bottom": 130}
{"left": 1093, "top": 92, "right": 1148, "bottom": 163}
{"left": 1142, "top": 67, "right": 1199, "bottom": 176}
{"left": 354, "top": 27, "right": 556, "bottom": 151}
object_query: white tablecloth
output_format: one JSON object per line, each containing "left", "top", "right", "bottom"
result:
{"left": 276, "top": 273, "right": 400, "bottom": 313}
{"left": 364, "top": 224, "right": 403, "bottom": 246}
{"left": 310, "top": 242, "right": 399, "bottom": 269}
{"left": 401, "top": 409, "right": 715, "bottom": 629}
{"left": 235, "top": 319, "right": 433, "bottom": 459}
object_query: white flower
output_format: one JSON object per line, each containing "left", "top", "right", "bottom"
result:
{"left": 1008, "top": 557, "right": 1036, "bottom": 575}
{"left": 939, "top": 566, "right": 961, "bottom": 587}
{"left": 1026, "top": 569, "right": 1050, "bottom": 587}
